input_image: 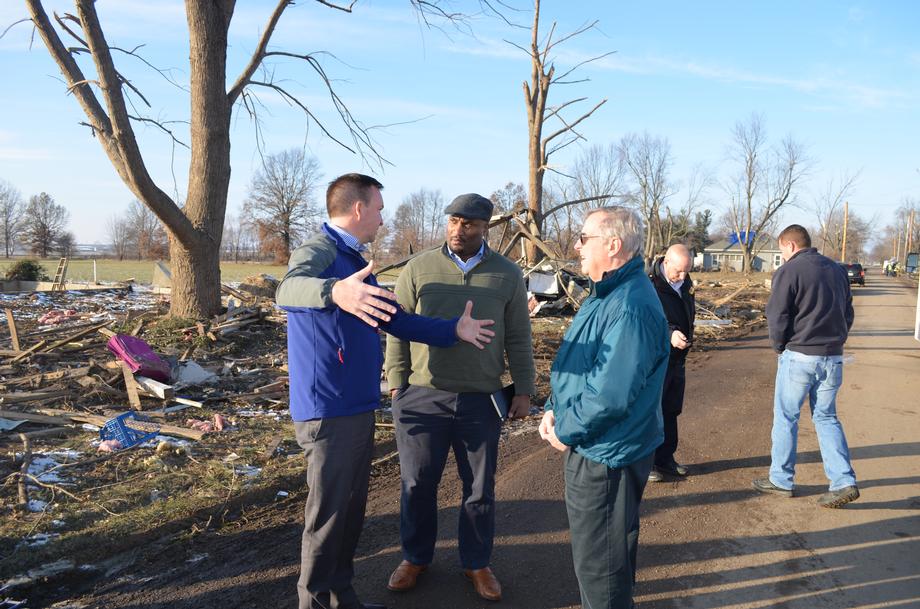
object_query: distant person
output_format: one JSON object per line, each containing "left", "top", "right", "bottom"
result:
{"left": 539, "top": 206, "right": 669, "bottom": 609}
{"left": 753, "top": 224, "right": 859, "bottom": 508}
{"left": 648, "top": 243, "right": 695, "bottom": 482}
{"left": 276, "top": 173, "right": 496, "bottom": 609}
{"left": 384, "top": 193, "right": 535, "bottom": 602}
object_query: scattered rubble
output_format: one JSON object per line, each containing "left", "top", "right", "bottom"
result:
{"left": 0, "top": 261, "right": 769, "bottom": 603}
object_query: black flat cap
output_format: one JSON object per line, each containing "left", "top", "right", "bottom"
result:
{"left": 444, "top": 193, "right": 493, "bottom": 221}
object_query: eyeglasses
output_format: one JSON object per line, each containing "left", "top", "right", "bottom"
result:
{"left": 578, "top": 233, "right": 603, "bottom": 245}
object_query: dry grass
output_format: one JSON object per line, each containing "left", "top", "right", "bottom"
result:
{"left": 0, "top": 258, "right": 287, "bottom": 285}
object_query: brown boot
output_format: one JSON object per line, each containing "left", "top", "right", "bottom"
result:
{"left": 464, "top": 567, "right": 502, "bottom": 601}
{"left": 387, "top": 560, "right": 428, "bottom": 592}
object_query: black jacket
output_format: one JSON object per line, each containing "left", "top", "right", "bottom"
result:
{"left": 766, "top": 248, "right": 854, "bottom": 355}
{"left": 649, "top": 257, "right": 695, "bottom": 364}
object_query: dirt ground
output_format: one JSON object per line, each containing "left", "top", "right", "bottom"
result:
{"left": 6, "top": 271, "right": 919, "bottom": 608}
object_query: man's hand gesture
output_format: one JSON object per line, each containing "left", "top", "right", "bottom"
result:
{"left": 455, "top": 300, "right": 495, "bottom": 349}
{"left": 331, "top": 262, "right": 398, "bottom": 328}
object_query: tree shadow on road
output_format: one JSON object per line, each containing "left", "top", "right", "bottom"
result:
{"left": 636, "top": 516, "right": 920, "bottom": 609}
{"left": 693, "top": 442, "right": 920, "bottom": 475}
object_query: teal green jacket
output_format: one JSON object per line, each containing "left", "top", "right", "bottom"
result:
{"left": 548, "top": 256, "right": 668, "bottom": 468}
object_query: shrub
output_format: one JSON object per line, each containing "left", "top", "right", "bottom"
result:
{"left": 4, "top": 260, "right": 50, "bottom": 281}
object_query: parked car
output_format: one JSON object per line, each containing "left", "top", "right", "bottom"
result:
{"left": 839, "top": 262, "right": 865, "bottom": 286}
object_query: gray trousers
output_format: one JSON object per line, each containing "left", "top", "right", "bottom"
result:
{"left": 564, "top": 450, "right": 654, "bottom": 609}
{"left": 294, "top": 411, "right": 375, "bottom": 609}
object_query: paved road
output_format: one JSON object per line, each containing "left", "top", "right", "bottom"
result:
{"left": 61, "top": 271, "right": 919, "bottom": 609}
{"left": 352, "top": 270, "right": 920, "bottom": 609}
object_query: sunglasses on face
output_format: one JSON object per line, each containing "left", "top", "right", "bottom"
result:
{"left": 579, "top": 233, "right": 603, "bottom": 245}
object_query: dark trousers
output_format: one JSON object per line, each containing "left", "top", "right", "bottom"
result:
{"left": 294, "top": 411, "right": 375, "bottom": 609}
{"left": 655, "top": 362, "right": 686, "bottom": 466}
{"left": 392, "top": 384, "right": 502, "bottom": 569}
{"left": 565, "top": 450, "right": 654, "bottom": 609}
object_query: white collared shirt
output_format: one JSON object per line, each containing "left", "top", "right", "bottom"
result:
{"left": 327, "top": 222, "right": 367, "bottom": 253}
{"left": 661, "top": 261, "right": 683, "bottom": 294}
{"left": 448, "top": 242, "right": 485, "bottom": 273}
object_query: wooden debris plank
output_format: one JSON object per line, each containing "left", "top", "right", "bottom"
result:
{"left": 0, "top": 389, "right": 71, "bottom": 404}
{"left": 9, "top": 340, "right": 48, "bottom": 363}
{"left": 221, "top": 283, "right": 248, "bottom": 301}
{"left": 16, "top": 426, "right": 78, "bottom": 440}
{"left": 259, "top": 434, "right": 284, "bottom": 463}
{"left": 42, "top": 322, "right": 111, "bottom": 353}
{"left": 5, "top": 366, "right": 91, "bottom": 388}
{"left": 22, "top": 320, "right": 98, "bottom": 339}
{"left": 130, "top": 318, "right": 146, "bottom": 336}
{"left": 135, "top": 376, "right": 175, "bottom": 400}
{"left": 36, "top": 408, "right": 206, "bottom": 441}
{"left": 5, "top": 308, "right": 20, "bottom": 352}
{"left": 121, "top": 362, "right": 143, "bottom": 410}
{"left": 98, "top": 327, "right": 117, "bottom": 338}
{"left": 0, "top": 410, "right": 73, "bottom": 425}
{"left": 173, "top": 397, "right": 204, "bottom": 408}
{"left": 712, "top": 283, "right": 751, "bottom": 308}
{"left": 254, "top": 380, "right": 287, "bottom": 394}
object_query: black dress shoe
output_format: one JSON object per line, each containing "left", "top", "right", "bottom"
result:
{"left": 656, "top": 460, "right": 688, "bottom": 477}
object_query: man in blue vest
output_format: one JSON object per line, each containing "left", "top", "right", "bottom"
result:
{"left": 276, "top": 173, "right": 495, "bottom": 609}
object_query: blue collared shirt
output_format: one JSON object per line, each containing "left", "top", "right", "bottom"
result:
{"left": 448, "top": 242, "right": 485, "bottom": 273}
{"left": 326, "top": 222, "right": 366, "bottom": 253}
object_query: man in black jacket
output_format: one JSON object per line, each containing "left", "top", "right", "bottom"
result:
{"left": 648, "top": 243, "right": 695, "bottom": 481}
{"left": 753, "top": 225, "right": 859, "bottom": 508}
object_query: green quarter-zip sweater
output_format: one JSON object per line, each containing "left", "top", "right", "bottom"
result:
{"left": 385, "top": 243, "right": 536, "bottom": 396}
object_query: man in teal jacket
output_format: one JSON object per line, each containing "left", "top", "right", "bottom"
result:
{"left": 540, "top": 206, "right": 668, "bottom": 609}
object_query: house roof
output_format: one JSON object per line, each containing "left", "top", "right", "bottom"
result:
{"left": 706, "top": 235, "right": 780, "bottom": 253}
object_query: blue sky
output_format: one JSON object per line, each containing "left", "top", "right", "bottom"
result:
{"left": 1, "top": 1, "right": 917, "bottom": 244}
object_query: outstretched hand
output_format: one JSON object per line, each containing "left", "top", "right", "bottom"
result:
{"left": 455, "top": 300, "right": 495, "bottom": 349}
{"left": 331, "top": 262, "right": 398, "bottom": 328}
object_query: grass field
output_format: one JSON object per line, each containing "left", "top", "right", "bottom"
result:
{"left": 0, "top": 258, "right": 287, "bottom": 285}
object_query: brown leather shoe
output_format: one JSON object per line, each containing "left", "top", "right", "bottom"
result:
{"left": 387, "top": 560, "right": 427, "bottom": 592}
{"left": 464, "top": 567, "right": 502, "bottom": 601}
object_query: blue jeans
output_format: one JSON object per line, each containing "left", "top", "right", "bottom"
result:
{"left": 770, "top": 349, "right": 856, "bottom": 491}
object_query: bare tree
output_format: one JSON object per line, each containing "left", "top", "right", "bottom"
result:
{"left": 894, "top": 197, "right": 920, "bottom": 259}
{"left": 107, "top": 214, "right": 131, "bottom": 260}
{"left": 243, "top": 149, "right": 322, "bottom": 263}
{"left": 513, "top": 0, "right": 608, "bottom": 262}
{"left": 126, "top": 200, "right": 168, "bottom": 260}
{"left": 0, "top": 179, "right": 25, "bottom": 257}
{"left": 56, "top": 231, "right": 76, "bottom": 257}
{"left": 488, "top": 182, "right": 526, "bottom": 253}
{"left": 19, "top": 0, "right": 501, "bottom": 317}
{"left": 388, "top": 188, "right": 445, "bottom": 258}
{"left": 618, "top": 132, "right": 676, "bottom": 261}
{"left": 812, "top": 171, "right": 860, "bottom": 258}
{"left": 23, "top": 192, "right": 69, "bottom": 258}
{"left": 723, "top": 113, "right": 809, "bottom": 273}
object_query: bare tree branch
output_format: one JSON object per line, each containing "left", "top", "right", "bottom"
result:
{"left": 228, "top": 0, "right": 291, "bottom": 104}
{"left": 543, "top": 98, "right": 606, "bottom": 145}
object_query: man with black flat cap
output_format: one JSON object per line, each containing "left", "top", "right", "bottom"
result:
{"left": 384, "top": 193, "right": 535, "bottom": 602}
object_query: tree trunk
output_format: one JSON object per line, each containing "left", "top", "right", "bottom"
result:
{"left": 172, "top": 0, "right": 234, "bottom": 318}
{"left": 169, "top": 236, "right": 221, "bottom": 319}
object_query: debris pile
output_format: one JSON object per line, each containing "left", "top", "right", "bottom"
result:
{"left": 0, "top": 287, "right": 295, "bottom": 594}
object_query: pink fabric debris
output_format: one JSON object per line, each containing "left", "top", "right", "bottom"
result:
{"left": 38, "top": 309, "right": 77, "bottom": 325}
{"left": 185, "top": 414, "right": 231, "bottom": 433}
{"left": 98, "top": 439, "right": 123, "bottom": 452}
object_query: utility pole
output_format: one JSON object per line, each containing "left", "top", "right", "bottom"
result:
{"left": 840, "top": 201, "right": 849, "bottom": 262}
{"left": 907, "top": 210, "right": 915, "bottom": 253}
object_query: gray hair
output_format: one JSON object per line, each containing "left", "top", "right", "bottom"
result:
{"left": 585, "top": 206, "right": 645, "bottom": 258}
